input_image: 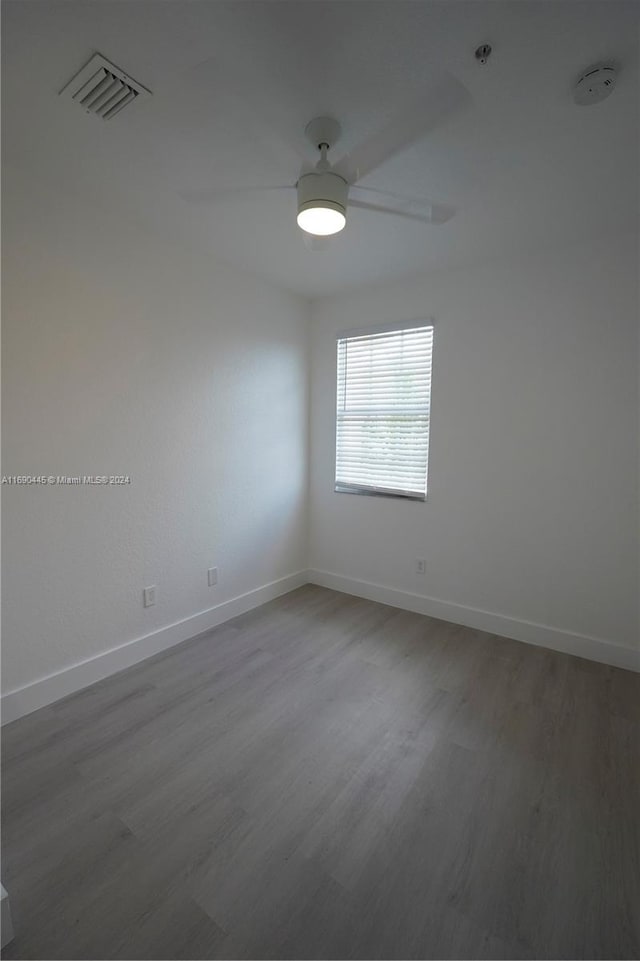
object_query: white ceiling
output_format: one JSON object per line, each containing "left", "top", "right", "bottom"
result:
{"left": 2, "top": 1, "right": 638, "bottom": 298}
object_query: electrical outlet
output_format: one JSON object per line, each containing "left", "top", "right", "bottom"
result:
{"left": 207, "top": 567, "right": 218, "bottom": 587}
{"left": 143, "top": 586, "right": 156, "bottom": 607}
{"left": 416, "top": 559, "right": 426, "bottom": 575}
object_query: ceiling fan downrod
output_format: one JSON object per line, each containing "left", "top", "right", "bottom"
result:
{"left": 316, "top": 142, "right": 330, "bottom": 171}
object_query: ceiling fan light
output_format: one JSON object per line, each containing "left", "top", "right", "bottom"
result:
{"left": 297, "top": 203, "right": 346, "bottom": 236}
{"left": 297, "top": 170, "right": 348, "bottom": 236}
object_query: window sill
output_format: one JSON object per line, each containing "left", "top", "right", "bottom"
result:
{"left": 334, "top": 485, "right": 426, "bottom": 502}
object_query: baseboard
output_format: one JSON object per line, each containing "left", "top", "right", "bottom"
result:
{"left": 1, "top": 571, "right": 309, "bottom": 725}
{"left": 308, "top": 569, "right": 640, "bottom": 673}
{"left": 3, "top": 567, "right": 637, "bottom": 725}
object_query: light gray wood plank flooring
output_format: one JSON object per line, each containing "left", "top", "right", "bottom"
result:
{"left": 2, "top": 585, "right": 639, "bottom": 960}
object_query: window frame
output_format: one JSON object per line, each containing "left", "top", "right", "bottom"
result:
{"left": 334, "top": 319, "right": 434, "bottom": 502}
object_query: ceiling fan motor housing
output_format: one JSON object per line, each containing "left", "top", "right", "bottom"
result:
{"left": 297, "top": 170, "right": 348, "bottom": 217}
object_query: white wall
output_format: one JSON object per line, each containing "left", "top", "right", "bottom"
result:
{"left": 2, "top": 166, "right": 309, "bottom": 699}
{"left": 309, "top": 233, "right": 639, "bottom": 662}
{"left": 3, "top": 169, "right": 638, "bottom": 717}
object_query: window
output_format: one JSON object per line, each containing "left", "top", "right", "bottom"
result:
{"left": 335, "top": 323, "right": 433, "bottom": 500}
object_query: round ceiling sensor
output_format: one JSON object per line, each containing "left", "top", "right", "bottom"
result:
{"left": 573, "top": 63, "right": 618, "bottom": 106}
{"left": 475, "top": 44, "right": 492, "bottom": 65}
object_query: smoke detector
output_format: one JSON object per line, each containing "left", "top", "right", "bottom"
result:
{"left": 59, "top": 53, "right": 151, "bottom": 120}
{"left": 475, "top": 44, "right": 492, "bottom": 66}
{"left": 573, "top": 63, "right": 618, "bottom": 106}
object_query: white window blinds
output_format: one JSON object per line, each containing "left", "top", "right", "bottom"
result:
{"left": 335, "top": 324, "right": 433, "bottom": 500}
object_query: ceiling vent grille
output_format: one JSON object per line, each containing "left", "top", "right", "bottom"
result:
{"left": 59, "top": 53, "right": 151, "bottom": 120}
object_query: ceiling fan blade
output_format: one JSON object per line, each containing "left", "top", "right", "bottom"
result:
{"left": 179, "top": 185, "right": 293, "bottom": 205}
{"left": 350, "top": 184, "right": 442, "bottom": 211}
{"left": 334, "top": 72, "right": 470, "bottom": 183}
{"left": 349, "top": 198, "right": 455, "bottom": 225}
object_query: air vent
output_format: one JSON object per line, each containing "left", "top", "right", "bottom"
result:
{"left": 59, "top": 53, "right": 151, "bottom": 120}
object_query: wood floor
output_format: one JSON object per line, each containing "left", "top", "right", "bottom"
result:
{"left": 2, "top": 585, "right": 639, "bottom": 960}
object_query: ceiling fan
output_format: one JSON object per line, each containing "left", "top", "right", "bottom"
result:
{"left": 179, "top": 72, "right": 469, "bottom": 244}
